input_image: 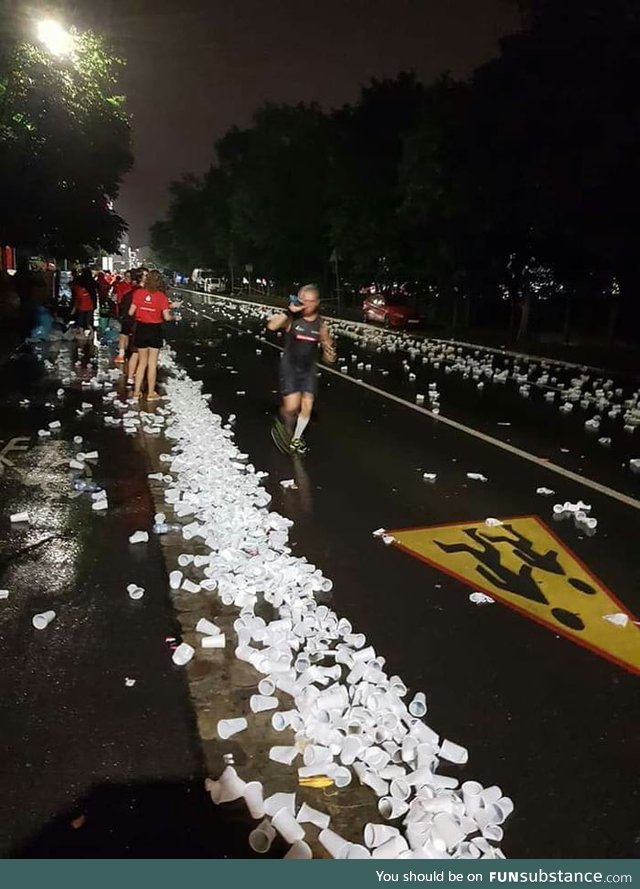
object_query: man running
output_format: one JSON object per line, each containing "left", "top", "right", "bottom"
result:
{"left": 267, "top": 283, "right": 335, "bottom": 454}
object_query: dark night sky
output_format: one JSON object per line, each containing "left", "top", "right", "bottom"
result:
{"left": 84, "top": 0, "right": 521, "bottom": 245}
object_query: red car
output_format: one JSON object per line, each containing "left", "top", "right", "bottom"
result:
{"left": 362, "top": 293, "right": 420, "bottom": 329}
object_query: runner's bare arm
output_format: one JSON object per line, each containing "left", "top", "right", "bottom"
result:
{"left": 128, "top": 303, "right": 137, "bottom": 317}
{"left": 266, "top": 312, "right": 289, "bottom": 332}
{"left": 163, "top": 308, "right": 173, "bottom": 322}
{"left": 319, "top": 322, "right": 336, "bottom": 363}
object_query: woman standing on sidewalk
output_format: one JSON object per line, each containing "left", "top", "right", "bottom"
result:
{"left": 128, "top": 270, "right": 172, "bottom": 402}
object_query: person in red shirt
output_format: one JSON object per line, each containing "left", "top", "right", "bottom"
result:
{"left": 71, "top": 269, "right": 96, "bottom": 333}
{"left": 114, "top": 270, "right": 134, "bottom": 363}
{"left": 128, "top": 269, "right": 172, "bottom": 402}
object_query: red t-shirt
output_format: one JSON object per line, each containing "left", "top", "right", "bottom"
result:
{"left": 114, "top": 280, "right": 133, "bottom": 304}
{"left": 132, "top": 289, "right": 170, "bottom": 324}
{"left": 72, "top": 285, "right": 94, "bottom": 312}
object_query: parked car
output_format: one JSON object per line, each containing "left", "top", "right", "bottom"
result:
{"left": 362, "top": 292, "right": 420, "bottom": 329}
{"left": 203, "top": 276, "right": 226, "bottom": 294}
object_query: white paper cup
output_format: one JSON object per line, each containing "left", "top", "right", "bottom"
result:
{"left": 217, "top": 717, "right": 248, "bottom": 740}
{"left": 249, "top": 818, "right": 276, "bottom": 853}
{"left": 128, "top": 586, "right": 144, "bottom": 600}
{"left": 272, "top": 807, "right": 305, "bottom": 844}
{"left": 195, "top": 617, "right": 220, "bottom": 636}
{"left": 206, "top": 766, "right": 246, "bottom": 804}
{"left": 344, "top": 844, "right": 371, "bottom": 859}
{"left": 32, "top": 610, "right": 56, "bottom": 630}
{"left": 372, "top": 835, "right": 409, "bottom": 859}
{"left": 10, "top": 512, "right": 30, "bottom": 524}
{"left": 243, "top": 781, "right": 266, "bottom": 819}
{"left": 378, "top": 796, "right": 409, "bottom": 820}
{"left": 439, "top": 738, "right": 468, "bottom": 764}
{"left": 169, "top": 570, "right": 183, "bottom": 590}
{"left": 250, "top": 694, "right": 278, "bottom": 713}
{"left": 408, "top": 692, "right": 427, "bottom": 717}
{"left": 284, "top": 840, "right": 312, "bottom": 860}
{"left": 269, "top": 745, "right": 299, "bottom": 766}
{"left": 364, "top": 823, "right": 401, "bottom": 849}
{"left": 258, "top": 676, "right": 276, "bottom": 696}
{"left": 264, "top": 792, "right": 296, "bottom": 817}
{"left": 296, "top": 802, "right": 330, "bottom": 830}
{"left": 329, "top": 766, "right": 352, "bottom": 788}
{"left": 172, "top": 642, "right": 195, "bottom": 665}
{"left": 201, "top": 633, "right": 225, "bottom": 649}
{"left": 319, "top": 828, "right": 349, "bottom": 859}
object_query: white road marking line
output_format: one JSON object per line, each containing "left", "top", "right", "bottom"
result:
{"left": 182, "top": 303, "right": 640, "bottom": 511}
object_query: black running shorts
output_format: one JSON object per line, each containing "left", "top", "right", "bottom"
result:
{"left": 134, "top": 322, "right": 164, "bottom": 350}
{"left": 279, "top": 357, "right": 317, "bottom": 396}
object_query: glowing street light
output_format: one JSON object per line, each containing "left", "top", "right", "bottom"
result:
{"left": 36, "top": 19, "right": 74, "bottom": 57}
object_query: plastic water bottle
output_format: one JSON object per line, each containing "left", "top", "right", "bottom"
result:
{"left": 73, "top": 479, "right": 103, "bottom": 494}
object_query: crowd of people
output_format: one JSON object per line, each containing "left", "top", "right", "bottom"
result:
{"left": 70, "top": 266, "right": 173, "bottom": 402}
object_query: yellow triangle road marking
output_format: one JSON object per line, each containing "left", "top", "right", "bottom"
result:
{"left": 390, "top": 515, "right": 640, "bottom": 675}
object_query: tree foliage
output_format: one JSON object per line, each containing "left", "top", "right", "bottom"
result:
{"left": 152, "top": 0, "right": 640, "bottom": 342}
{"left": 0, "top": 27, "right": 132, "bottom": 257}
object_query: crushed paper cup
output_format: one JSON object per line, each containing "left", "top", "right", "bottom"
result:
{"left": 469, "top": 592, "right": 495, "bottom": 605}
{"left": 128, "top": 530, "right": 149, "bottom": 544}
{"left": 466, "top": 472, "right": 487, "bottom": 482}
{"left": 536, "top": 487, "right": 555, "bottom": 495}
{"left": 603, "top": 613, "right": 630, "bottom": 627}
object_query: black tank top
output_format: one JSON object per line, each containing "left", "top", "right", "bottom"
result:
{"left": 283, "top": 315, "right": 322, "bottom": 367}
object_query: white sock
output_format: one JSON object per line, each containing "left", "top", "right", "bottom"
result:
{"left": 293, "top": 416, "right": 309, "bottom": 440}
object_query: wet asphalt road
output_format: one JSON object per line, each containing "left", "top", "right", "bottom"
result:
{"left": 172, "top": 296, "right": 640, "bottom": 858}
{"left": 0, "top": 304, "right": 638, "bottom": 859}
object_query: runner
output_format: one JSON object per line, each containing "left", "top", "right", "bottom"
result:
{"left": 128, "top": 269, "right": 173, "bottom": 402}
{"left": 124, "top": 268, "right": 148, "bottom": 384}
{"left": 266, "top": 283, "right": 336, "bottom": 454}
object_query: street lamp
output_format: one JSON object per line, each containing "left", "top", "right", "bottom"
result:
{"left": 36, "top": 19, "right": 74, "bottom": 57}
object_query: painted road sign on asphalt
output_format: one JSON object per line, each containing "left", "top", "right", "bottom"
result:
{"left": 391, "top": 515, "right": 640, "bottom": 674}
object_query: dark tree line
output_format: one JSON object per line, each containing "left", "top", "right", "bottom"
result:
{"left": 151, "top": 0, "right": 640, "bottom": 344}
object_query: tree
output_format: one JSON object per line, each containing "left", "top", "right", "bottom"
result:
{"left": 0, "top": 27, "right": 132, "bottom": 257}
{"left": 328, "top": 72, "right": 427, "bottom": 286}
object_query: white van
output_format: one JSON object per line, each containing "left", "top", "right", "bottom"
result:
{"left": 190, "top": 269, "right": 215, "bottom": 291}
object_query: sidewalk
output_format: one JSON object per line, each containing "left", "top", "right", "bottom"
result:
{"left": 0, "top": 337, "right": 254, "bottom": 856}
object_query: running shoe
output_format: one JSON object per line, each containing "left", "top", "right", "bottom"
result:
{"left": 289, "top": 437, "right": 308, "bottom": 455}
{"left": 271, "top": 419, "right": 292, "bottom": 454}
